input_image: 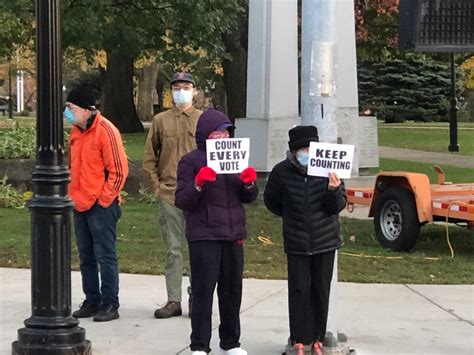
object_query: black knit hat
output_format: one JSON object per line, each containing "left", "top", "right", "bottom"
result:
{"left": 66, "top": 86, "right": 96, "bottom": 110}
{"left": 288, "top": 125, "right": 319, "bottom": 151}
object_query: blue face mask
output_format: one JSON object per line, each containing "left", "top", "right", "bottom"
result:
{"left": 63, "top": 106, "right": 76, "bottom": 124}
{"left": 172, "top": 89, "right": 193, "bottom": 106}
{"left": 296, "top": 151, "right": 309, "bottom": 167}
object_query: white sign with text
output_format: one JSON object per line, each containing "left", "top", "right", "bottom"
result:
{"left": 307, "top": 142, "right": 355, "bottom": 179}
{"left": 206, "top": 138, "right": 250, "bottom": 174}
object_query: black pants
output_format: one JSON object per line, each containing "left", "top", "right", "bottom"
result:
{"left": 189, "top": 240, "right": 244, "bottom": 353}
{"left": 287, "top": 250, "right": 335, "bottom": 345}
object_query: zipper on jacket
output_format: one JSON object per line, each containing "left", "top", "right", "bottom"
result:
{"left": 226, "top": 175, "right": 234, "bottom": 234}
{"left": 304, "top": 175, "right": 311, "bottom": 253}
{"left": 176, "top": 113, "right": 180, "bottom": 164}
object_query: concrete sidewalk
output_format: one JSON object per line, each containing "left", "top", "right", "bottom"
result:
{"left": 1, "top": 268, "right": 472, "bottom": 355}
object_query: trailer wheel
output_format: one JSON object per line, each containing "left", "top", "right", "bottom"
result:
{"left": 373, "top": 186, "right": 420, "bottom": 251}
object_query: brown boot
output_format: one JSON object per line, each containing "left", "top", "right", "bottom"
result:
{"left": 154, "top": 301, "right": 182, "bottom": 319}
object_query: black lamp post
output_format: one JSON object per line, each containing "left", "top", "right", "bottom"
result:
{"left": 448, "top": 53, "right": 459, "bottom": 152}
{"left": 11, "top": 0, "right": 91, "bottom": 353}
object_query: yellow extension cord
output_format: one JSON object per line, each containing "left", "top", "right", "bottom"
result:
{"left": 256, "top": 236, "right": 440, "bottom": 260}
{"left": 444, "top": 200, "right": 470, "bottom": 259}
{"left": 257, "top": 199, "right": 472, "bottom": 260}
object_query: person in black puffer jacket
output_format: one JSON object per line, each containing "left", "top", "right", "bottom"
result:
{"left": 263, "top": 125, "right": 346, "bottom": 355}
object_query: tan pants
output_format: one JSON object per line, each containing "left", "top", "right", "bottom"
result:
{"left": 158, "top": 198, "right": 190, "bottom": 301}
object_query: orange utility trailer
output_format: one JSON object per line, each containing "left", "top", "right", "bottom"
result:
{"left": 345, "top": 166, "right": 474, "bottom": 251}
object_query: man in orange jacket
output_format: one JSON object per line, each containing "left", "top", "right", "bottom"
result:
{"left": 65, "top": 85, "right": 129, "bottom": 322}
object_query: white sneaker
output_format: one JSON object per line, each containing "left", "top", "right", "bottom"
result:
{"left": 191, "top": 351, "right": 207, "bottom": 355}
{"left": 218, "top": 348, "right": 248, "bottom": 355}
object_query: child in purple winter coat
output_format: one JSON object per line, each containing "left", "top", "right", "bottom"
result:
{"left": 175, "top": 109, "right": 258, "bottom": 355}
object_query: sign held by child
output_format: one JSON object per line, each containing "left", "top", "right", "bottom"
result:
{"left": 206, "top": 138, "right": 250, "bottom": 174}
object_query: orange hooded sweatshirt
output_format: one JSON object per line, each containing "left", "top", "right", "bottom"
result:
{"left": 68, "top": 113, "right": 129, "bottom": 212}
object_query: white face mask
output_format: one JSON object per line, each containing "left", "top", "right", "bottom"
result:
{"left": 172, "top": 89, "right": 193, "bottom": 107}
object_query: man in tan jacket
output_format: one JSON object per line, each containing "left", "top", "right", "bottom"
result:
{"left": 143, "top": 72, "right": 201, "bottom": 318}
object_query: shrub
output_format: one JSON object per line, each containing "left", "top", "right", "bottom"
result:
{"left": 0, "top": 124, "right": 36, "bottom": 158}
{"left": 0, "top": 124, "right": 69, "bottom": 159}
{"left": 0, "top": 176, "right": 29, "bottom": 209}
{"left": 137, "top": 186, "right": 156, "bottom": 204}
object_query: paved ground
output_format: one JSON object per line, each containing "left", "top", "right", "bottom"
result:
{"left": 1, "top": 268, "right": 473, "bottom": 355}
{"left": 378, "top": 146, "right": 474, "bottom": 169}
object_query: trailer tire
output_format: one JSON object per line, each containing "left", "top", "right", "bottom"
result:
{"left": 373, "top": 186, "right": 420, "bottom": 251}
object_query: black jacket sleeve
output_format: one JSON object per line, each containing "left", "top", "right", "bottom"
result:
{"left": 263, "top": 167, "right": 283, "bottom": 217}
{"left": 323, "top": 180, "right": 347, "bottom": 215}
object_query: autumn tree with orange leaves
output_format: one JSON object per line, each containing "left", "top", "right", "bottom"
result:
{"left": 355, "top": 0, "right": 400, "bottom": 60}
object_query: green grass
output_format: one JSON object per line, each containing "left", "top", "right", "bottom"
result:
{"left": 370, "top": 158, "right": 474, "bottom": 184}
{"left": 378, "top": 125, "right": 474, "bottom": 156}
{"left": 122, "top": 133, "right": 148, "bottom": 161}
{"left": 338, "top": 218, "right": 474, "bottom": 284}
{"left": 378, "top": 121, "right": 474, "bottom": 128}
{"left": 1, "top": 200, "right": 473, "bottom": 284}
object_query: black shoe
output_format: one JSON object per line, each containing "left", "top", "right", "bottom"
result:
{"left": 93, "top": 304, "right": 119, "bottom": 322}
{"left": 72, "top": 301, "right": 100, "bottom": 318}
{"left": 188, "top": 294, "right": 193, "bottom": 318}
{"left": 154, "top": 301, "right": 182, "bottom": 319}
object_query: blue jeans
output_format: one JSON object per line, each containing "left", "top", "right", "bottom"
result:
{"left": 74, "top": 200, "right": 121, "bottom": 308}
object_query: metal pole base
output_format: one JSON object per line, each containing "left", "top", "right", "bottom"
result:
{"left": 448, "top": 144, "right": 460, "bottom": 152}
{"left": 12, "top": 326, "right": 91, "bottom": 355}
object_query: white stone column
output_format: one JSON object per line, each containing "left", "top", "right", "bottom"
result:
{"left": 335, "top": 0, "right": 360, "bottom": 177}
{"left": 235, "top": 0, "right": 299, "bottom": 172}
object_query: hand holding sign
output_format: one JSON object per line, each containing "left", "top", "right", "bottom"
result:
{"left": 195, "top": 167, "right": 217, "bottom": 188}
{"left": 240, "top": 166, "right": 257, "bottom": 184}
{"left": 328, "top": 172, "right": 341, "bottom": 190}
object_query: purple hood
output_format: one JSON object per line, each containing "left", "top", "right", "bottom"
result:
{"left": 195, "top": 109, "right": 232, "bottom": 150}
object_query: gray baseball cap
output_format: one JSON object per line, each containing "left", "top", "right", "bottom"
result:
{"left": 170, "top": 72, "right": 195, "bottom": 86}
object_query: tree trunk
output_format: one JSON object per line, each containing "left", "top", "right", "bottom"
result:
{"left": 137, "top": 62, "right": 159, "bottom": 122}
{"left": 103, "top": 50, "right": 143, "bottom": 133}
{"left": 222, "top": 47, "right": 247, "bottom": 120}
{"left": 212, "top": 78, "right": 228, "bottom": 116}
{"left": 222, "top": 0, "right": 249, "bottom": 121}
{"left": 155, "top": 71, "right": 166, "bottom": 113}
